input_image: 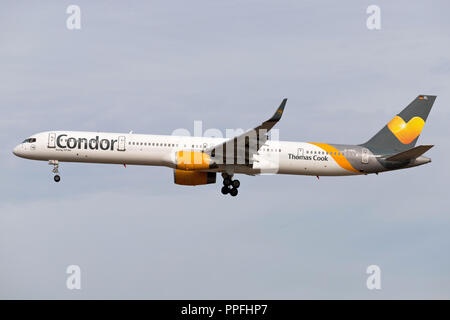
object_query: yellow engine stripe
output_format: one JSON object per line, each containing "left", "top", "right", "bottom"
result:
{"left": 309, "top": 143, "right": 359, "bottom": 173}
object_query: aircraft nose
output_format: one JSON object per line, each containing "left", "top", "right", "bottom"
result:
{"left": 12, "top": 145, "right": 22, "bottom": 157}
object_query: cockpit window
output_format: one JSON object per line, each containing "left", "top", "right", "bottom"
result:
{"left": 22, "top": 138, "right": 36, "bottom": 143}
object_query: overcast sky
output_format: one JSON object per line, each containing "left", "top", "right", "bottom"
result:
{"left": 1, "top": 0, "right": 450, "bottom": 299}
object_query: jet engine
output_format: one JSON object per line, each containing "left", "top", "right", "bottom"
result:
{"left": 173, "top": 169, "right": 216, "bottom": 186}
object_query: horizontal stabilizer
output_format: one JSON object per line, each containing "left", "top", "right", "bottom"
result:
{"left": 385, "top": 145, "right": 433, "bottom": 162}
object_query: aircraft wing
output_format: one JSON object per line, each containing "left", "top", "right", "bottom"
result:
{"left": 206, "top": 98, "right": 287, "bottom": 166}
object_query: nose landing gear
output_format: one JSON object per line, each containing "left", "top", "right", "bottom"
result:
{"left": 221, "top": 173, "right": 240, "bottom": 197}
{"left": 49, "top": 160, "right": 61, "bottom": 182}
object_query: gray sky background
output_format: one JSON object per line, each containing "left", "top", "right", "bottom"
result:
{"left": 1, "top": 0, "right": 450, "bottom": 299}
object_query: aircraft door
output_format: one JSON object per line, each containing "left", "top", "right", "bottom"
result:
{"left": 48, "top": 133, "right": 56, "bottom": 148}
{"left": 362, "top": 148, "right": 369, "bottom": 164}
{"left": 118, "top": 136, "right": 126, "bottom": 151}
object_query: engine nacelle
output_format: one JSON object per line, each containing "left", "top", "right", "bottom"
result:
{"left": 173, "top": 169, "right": 216, "bottom": 186}
{"left": 175, "top": 151, "right": 211, "bottom": 171}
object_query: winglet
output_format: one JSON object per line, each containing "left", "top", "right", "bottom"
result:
{"left": 268, "top": 98, "right": 287, "bottom": 122}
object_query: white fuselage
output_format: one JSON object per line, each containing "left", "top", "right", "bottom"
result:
{"left": 13, "top": 131, "right": 363, "bottom": 176}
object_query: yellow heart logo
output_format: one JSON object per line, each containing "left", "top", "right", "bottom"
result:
{"left": 387, "top": 115, "right": 425, "bottom": 144}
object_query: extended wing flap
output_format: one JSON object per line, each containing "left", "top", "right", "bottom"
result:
{"left": 385, "top": 145, "right": 433, "bottom": 162}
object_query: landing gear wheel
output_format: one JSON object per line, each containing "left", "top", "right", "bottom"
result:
{"left": 49, "top": 160, "right": 60, "bottom": 182}
{"left": 221, "top": 172, "right": 231, "bottom": 179}
{"left": 223, "top": 178, "right": 232, "bottom": 186}
{"left": 221, "top": 186, "right": 229, "bottom": 195}
{"left": 231, "top": 179, "right": 240, "bottom": 188}
{"left": 229, "top": 188, "right": 238, "bottom": 197}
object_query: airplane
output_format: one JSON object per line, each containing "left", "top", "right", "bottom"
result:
{"left": 13, "top": 95, "right": 435, "bottom": 196}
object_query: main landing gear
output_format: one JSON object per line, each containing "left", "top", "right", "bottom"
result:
{"left": 49, "top": 160, "right": 61, "bottom": 182}
{"left": 221, "top": 173, "right": 240, "bottom": 197}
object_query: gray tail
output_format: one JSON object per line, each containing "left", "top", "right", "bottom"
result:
{"left": 360, "top": 95, "right": 436, "bottom": 154}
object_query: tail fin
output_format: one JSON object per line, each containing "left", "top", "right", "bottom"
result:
{"left": 361, "top": 95, "right": 436, "bottom": 154}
